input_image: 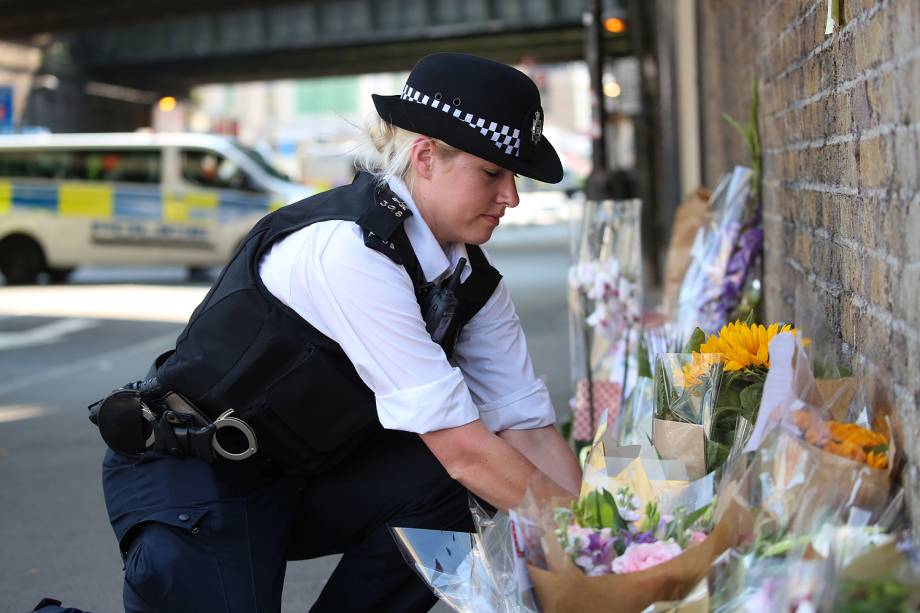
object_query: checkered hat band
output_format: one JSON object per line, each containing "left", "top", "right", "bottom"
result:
{"left": 401, "top": 85, "right": 521, "bottom": 157}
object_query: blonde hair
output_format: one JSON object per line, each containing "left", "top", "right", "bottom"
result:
{"left": 352, "top": 114, "right": 461, "bottom": 188}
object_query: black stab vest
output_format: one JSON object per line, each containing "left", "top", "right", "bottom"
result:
{"left": 156, "top": 173, "right": 502, "bottom": 475}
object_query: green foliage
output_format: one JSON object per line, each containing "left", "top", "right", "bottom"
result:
{"left": 660, "top": 501, "right": 714, "bottom": 548}
{"left": 739, "top": 382, "right": 764, "bottom": 412}
{"left": 559, "top": 416, "right": 573, "bottom": 442}
{"left": 638, "top": 333, "right": 653, "bottom": 379}
{"left": 684, "top": 327, "right": 707, "bottom": 353}
{"left": 705, "top": 440, "right": 731, "bottom": 474}
{"left": 723, "top": 78, "right": 762, "bottom": 202}
{"left": 835, "top": 578, "right": 912, "bottom": 613}
{"left": 573, "top": 488, "right": 627, "bottom": 532}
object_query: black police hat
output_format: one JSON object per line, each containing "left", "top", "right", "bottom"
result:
{"left": 372, "top": 53, "right": 564, "bottom": 184}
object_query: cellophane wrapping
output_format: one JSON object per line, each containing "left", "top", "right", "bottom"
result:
{"left": 567, "top": 198, "right": 643, "bottom": 442}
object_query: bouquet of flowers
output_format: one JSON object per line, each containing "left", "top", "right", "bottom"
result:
{"left": 652, "top": 351, "right": 724, "bottom": 479}
{"left": 511, "top": 429, "right": 753, "bottom": 613}
{"left": 613, "top": 323, "right": 683, "bottom": 452}
{"left": 568, "top": 198, "right": 644, "bottom": 445}
{"left": 701, "top": 421, "right": 900, "bottom": 612}
{"left": 831, "top": 538, "right": 920, "bottom": 612}
{"left": 672, "top": 166, "right": 760, "bottom": 339}
{"left": 649, "top": 318, "right": 800, "bottom": 479}
{"left": 554, "top": 485, "right": 712, "bottom": 577}
{"left": 701, "top": 336, "right": 901, "bottom": 610}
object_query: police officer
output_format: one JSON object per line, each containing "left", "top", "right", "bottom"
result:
{"left": 97, "top": 52, "right": 581, "bottom": 612}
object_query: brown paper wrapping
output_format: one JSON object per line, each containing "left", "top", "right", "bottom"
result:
{"left": 663, "top": 188, "right": 710, "bottom": 314}
{"left": 527, "top": 502, "right": 752, "bottom": 613}
{"left": 784, "top": 435, "right": 888, "bottom": 525}
{"left": 715, "top": 428, "right": 890, "bottom": 537}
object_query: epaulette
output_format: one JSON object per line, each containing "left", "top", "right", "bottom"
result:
{"left": 356, "top": 186, "right": 412, "bottom": 242}
{"left": 358, "top": 185, "right": 412, "bottom": 265}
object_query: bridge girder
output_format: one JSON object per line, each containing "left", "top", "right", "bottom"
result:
{"left": 43, "top": 0, "right": 628, "bottom": 91}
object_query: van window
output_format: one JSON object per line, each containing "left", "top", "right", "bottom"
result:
{"left": 181, "top": 149, "right": 262, "bottom": 192}
{"left": 83, "top": 150, "right": 160, "bottom": 183}
{"left": 0, "top": 150, "right": 79, "bottom": 179}
{"left": 0, "top": 149, "right": 160, "bottom": 183}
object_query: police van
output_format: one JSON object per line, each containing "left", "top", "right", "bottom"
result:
{"left": 0, "top": 132, "right": 316, "bottom": 284}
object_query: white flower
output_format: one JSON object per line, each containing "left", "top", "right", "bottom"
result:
{"left": 586, "top": 303, "right": 609, "bottom": 328}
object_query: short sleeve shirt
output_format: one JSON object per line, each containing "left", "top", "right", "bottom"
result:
{"left": 258, "top": 175, "right": 555, "bottom": 434}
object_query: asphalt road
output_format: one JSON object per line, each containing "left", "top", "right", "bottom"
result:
{"left": 0, "top": 221, "right": 574, "bottom": 612}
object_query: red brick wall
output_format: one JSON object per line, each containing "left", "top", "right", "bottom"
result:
{"left": 698, "top": 0, "right": 919, "bottom": 526}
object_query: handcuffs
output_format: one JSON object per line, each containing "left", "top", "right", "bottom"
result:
{"left": 88, "top": 378, "right": 258, "bottom": 462}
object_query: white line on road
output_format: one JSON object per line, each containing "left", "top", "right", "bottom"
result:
{"left": 0, "top": 284, "right": 207, "bottom": 323}
{"left": 0, "top": 331, "right": 179, "bottom": 397}
{"left": 0, "top": 404, "right": 49, "bottom": 424}
{"left": 0, "top": 318, "right": 100, "bottom": 351}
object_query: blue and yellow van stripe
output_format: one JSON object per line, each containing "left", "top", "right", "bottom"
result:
{"left": 7, "top": 184, "right": 58, "bottom": 212}
{"left": 163, "top": 190, "right": 220, "bottom": 223}
{"left": 0, "top": 181, "right": 11, "bottom": 214}
{"left": 0, "top": 180, "right": 278, "bottom": 222}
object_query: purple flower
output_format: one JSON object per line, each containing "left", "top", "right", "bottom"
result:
{"left": 566, "top": 526, "right": 618, "bottom": 576}
{"left": 719, "top": 225, "right": 763, "bottom": 320}
{"left": 632, "top": 529, "right": 657, "bottom": 544}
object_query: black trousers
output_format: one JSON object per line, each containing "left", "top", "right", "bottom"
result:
{"left": 102, "top": 429, "right": 473, "bottom": 612}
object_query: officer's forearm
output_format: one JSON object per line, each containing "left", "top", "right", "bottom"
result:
{"left": 420, "top": 421, "right": 574, "bottom": 511}
{"left": 498, "top": 426, "right": 582, "bottom": 496}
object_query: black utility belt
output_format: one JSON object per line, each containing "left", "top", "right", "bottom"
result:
{"left": 88, "top": 379, "right": 258, "bottom": 462}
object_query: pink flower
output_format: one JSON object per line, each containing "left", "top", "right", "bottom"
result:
{"left": 611, "top": 541, "right": 683, "bottom": 574}
{"left": 689, "top": 531, "right": 708, "bottom": 545}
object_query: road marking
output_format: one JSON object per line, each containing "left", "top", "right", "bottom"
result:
{"left": 0, "top": 331, "right": 178, "bottom": 397}
{"left": 0, "top": 284, "right": 206, "bottom": 323}
{"left": 0, "top": 318, "right": 99, "bottom": 351}
{"left": 0, "top": 404, "right": 49, "bottom": 424}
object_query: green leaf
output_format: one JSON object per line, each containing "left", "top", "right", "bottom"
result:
{"left": 655, "top": 366, "right": 669, "bottom": 420}
{"left": 601, "top": 489, "right": 627, "bottom": 531}
{"left": 717, "top": 385, "right": 741, "bottom": 409}
{"left": 638, "top": 334, "right": 652, "bottom": 378}
{"left": 684, "top": 502, "right": 712, "bottom": 528}
{"left": 559, "top": 416, "right": 572, "bottom": 442}
{"left": 579, "top": 490, "right": 598, "bottom": 528}
{"left": 744, "top": 306, "right": 758, "bottom": 326}
{"left": 740, "top": 382, "right": 764, "bottom": 413}
{"left": 685, "top": 327, "right": 707, "bottom": 353}
{"left": 706, "top": 440, "right": 730, "bottom": 472}
{"left": 722, "top": 112, "right": 748, "bottom": 147}
{"left": 760, "top": 535, "right": 812, "bottom": 558}
{"left": 870, "top": 444, "right": 889, "bottom": 454}
{"left": 712, "top": 405, "right": 744, "bottom": 424}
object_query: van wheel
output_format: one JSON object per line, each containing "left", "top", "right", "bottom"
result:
{"left": 47, "top": 267, "right": 76, "bottom": 284}
{"left": 0, "top": 235, "right": 45, "bottom": 285}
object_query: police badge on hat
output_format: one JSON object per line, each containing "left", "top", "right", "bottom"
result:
{"left": 531, "top": 109, "right": 543, "bottom": 145}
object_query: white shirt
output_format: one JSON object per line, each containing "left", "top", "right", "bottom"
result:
{"left": 258, "top": 175, "right": 555, "bottom": 434}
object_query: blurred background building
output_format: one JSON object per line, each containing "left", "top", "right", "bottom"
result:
{"left": 1, "top": 0, "right": 692, "bottom": 282}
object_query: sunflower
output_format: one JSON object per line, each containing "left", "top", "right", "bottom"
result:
{"left": 679, "top": 352, "right": 722, "bottom": 387}
{"left": 697, "top": 321, "right": 796, "bottom": 372}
